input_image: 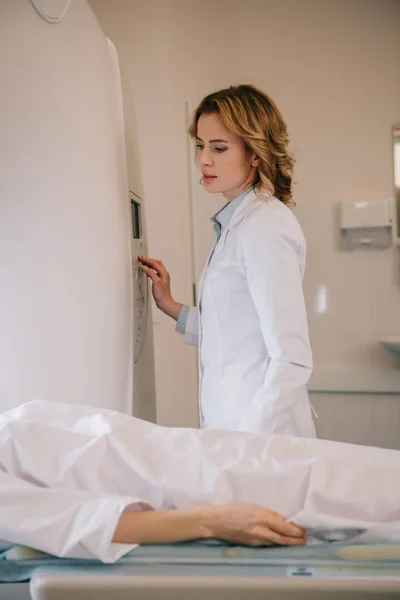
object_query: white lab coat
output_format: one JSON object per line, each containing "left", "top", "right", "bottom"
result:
{"left": 185, "top": 190, "right": 315, "bottom": 436}
{"left": 1, "top": 400, "right": 400, "bottom": 562}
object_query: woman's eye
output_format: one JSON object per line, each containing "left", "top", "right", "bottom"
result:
{"left": 195, "top": 144, "right": 203, "bottom": 151}
{"left": 214, "top": 147, "right": 227, "bottom": 153}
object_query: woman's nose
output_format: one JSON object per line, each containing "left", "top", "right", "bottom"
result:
{"left": 199, "top": 149, "right": 213, "bottom": 166}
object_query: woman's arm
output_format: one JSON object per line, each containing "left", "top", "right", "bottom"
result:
{"left": 240, "top": 209, "right": 313, "bottom": 434}
{"left": 139, "top": 256, "right": 199, "bottom": 346}
{"left": 113, "top": 503, "right": 306, "bottom": 547}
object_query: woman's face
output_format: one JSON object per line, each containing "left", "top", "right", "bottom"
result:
{"left": 195, "top": 113, "right": 258, "bottom": 202}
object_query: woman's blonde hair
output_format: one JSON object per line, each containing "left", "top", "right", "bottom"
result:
{"left": 188, "top": 84, "right": 295, "bottom": 206}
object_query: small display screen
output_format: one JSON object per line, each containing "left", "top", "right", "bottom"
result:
{"left": 131, "top": 200, "right": 141, "bottom": 239}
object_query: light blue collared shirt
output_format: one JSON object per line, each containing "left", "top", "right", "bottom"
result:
{"left": 176, "top": 186, "right": 254, "bottom": 334}
{"left": 211, "top": 185, "right": 254, "bottom": 242}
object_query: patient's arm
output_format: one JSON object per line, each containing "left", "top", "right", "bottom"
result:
{"left": 0, "top": 469, "right": 144, "bottom": 562}
{"left": 112, "top": 503, "right": 306, "bottom": 547}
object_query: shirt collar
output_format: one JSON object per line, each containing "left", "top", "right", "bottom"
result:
{"left": 211, "top": 185, "right": 254, "bottom": 231}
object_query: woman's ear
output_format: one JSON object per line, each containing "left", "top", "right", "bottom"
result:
{"left": 251, "top": 155, "right": 260, "bottom": 167}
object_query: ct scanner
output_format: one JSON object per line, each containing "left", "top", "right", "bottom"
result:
{"left": 0, "top": 0, "right": 156, "bottom": 421}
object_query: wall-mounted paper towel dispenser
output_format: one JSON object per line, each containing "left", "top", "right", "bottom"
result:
{"left": 340, "top": 198, "right": 393, "bottom": 250}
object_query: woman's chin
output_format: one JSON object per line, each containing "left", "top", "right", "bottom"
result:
{"left": 203, "top": 182, "right": 223, "bottom": 194}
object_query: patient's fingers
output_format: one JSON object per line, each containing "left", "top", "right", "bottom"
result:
{"left": 267, "top": 510, "right": 286, "bottom": 521}
{"left": 210, "top": 504, "right": 307, "bottom": 548}
{"left": 264, "top": 513, "right": 305, "bottom": 539}
{"left": 245, "top": 524, "right": 306, "bottom": 547}
{"left": 262, "top": 532, "right": 306, "bottom": 546}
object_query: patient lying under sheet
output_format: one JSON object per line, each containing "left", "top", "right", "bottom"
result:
{"left": 0, "top": 400, "right": 399, "bottom": 563}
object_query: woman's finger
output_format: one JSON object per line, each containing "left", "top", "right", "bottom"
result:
{"left": 141, "top": 264, "right": 160, "bottom": 283}
{"left": 138, "top": 256, "right": 163, "bottom": 268}
{"left": 140, "top": 260, "right": 162, "bottom": 276}
{"left": 139, "top": 257, "right": 168, "bottom": 278}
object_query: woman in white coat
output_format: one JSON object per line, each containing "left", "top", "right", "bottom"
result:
{"left": 140, "top": 84, "right": 315, "bottom": 437}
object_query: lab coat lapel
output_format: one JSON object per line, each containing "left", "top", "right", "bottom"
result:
{"left": 197, "top": 227, "right": 229, "bottom": 307}
{"left": 197, "top": 246, "right": 214, "bottom": 304}
{"left": 198, "top": 190, "right": 260, "bottom": 305}
{"left": 212, "top": 190, "right": 259, "bottom": 260}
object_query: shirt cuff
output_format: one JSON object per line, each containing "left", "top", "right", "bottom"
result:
{"left": 175, "top": 305, "right": 190, "bottom": 335}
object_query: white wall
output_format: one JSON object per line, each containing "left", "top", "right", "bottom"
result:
{"left": 90, "top": 0, "right": 400, "bottom": 435}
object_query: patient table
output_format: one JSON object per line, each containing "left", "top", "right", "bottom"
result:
{"left": 1, "top": 542, "right": 400, "bottom": 599}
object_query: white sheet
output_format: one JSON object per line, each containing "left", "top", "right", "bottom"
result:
{"left": 0, "top": 400, "right": 399, "bottom": 562}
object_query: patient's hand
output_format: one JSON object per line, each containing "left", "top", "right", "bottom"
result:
{"left": 113, "top": 503, "right": 306, "bottom": 547}
{"left": 201, "top": 503, "right": 306, "bottom": 547}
